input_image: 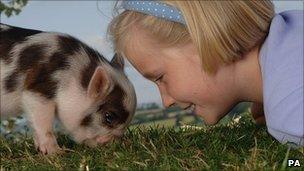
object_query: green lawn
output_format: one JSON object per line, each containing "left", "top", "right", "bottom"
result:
{"left": 1, "top": 113, "right": 303, "bottom": 170}
{"left": 131, "top": 117, "right": 177, "bottom": 128}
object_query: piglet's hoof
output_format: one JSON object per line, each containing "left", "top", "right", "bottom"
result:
{"left": 36, "top": 143, "right": 62, "bottom": 155}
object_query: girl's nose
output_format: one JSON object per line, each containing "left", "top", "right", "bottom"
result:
{"left": 161, "top": 94, "right": 175, "bottom": 108}
{"left": 158, "top": 85, "right": 175, "bottom": 108}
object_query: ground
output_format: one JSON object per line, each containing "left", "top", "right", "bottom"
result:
{"left": 0, "top": 113, "right": 303, "bottom": 170}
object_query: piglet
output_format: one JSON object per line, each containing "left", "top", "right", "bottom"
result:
{"left": 0, "top": 24, "right": 137, "bottom": 154}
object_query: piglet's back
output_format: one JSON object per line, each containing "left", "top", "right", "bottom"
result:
{"left": 0, "top": 24, "right": 108, "bottom": 115}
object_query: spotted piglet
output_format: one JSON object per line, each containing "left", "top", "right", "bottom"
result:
{"left": 0, "top": 24, "right": 137, "bottom": 154}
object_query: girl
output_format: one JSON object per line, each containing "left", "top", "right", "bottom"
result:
{"left": 108, "top": 1, "right": 303, "bottom": 147}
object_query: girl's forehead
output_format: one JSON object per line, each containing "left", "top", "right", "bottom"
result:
{"left": 125, "top": 30, "right": 161, "bottom": 63}
{"left": 126, "top": 46, "right": 161, "bottom": 73}
{"left": 124, "top": 34, "right": 166, "bottom": 77}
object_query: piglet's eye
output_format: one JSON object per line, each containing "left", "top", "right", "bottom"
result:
{"left": 104, "top": 112, "right": 116, "bottom": 126}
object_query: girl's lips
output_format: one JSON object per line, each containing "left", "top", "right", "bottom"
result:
{"left": 190, "top": 104, "right": 196, "bottom": 113}
{"left": 184, "top": 104, "right": 196, "bottom": 113}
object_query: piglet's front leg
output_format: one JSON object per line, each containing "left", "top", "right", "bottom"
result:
{"left": 22, "top": 92, "right": 61, "bottom": 155}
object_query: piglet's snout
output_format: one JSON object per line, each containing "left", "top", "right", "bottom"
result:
{"left": 96, "top": 135, "right": 113, "bottom": 145}
{"left": 96, "top": 132, "right": 124, "bottom": 145}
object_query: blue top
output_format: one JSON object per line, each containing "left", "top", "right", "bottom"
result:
{"left": 259, "top": 10, "right": 303, "bottom": 147}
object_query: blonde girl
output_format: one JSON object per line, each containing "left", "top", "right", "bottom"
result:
{"left": 108, "top": 1, "right": 303, "bottom": 147}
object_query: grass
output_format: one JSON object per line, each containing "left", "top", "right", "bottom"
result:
{"left": 131, "top": 117, "right": 177, "bottom": 128}
{"left": 1, "top": 113, "right": 303, "bottom": 170}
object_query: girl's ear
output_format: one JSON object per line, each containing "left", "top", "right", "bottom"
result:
{"left": 110, "top": 53, "right": 125, "bottom": 70}
{"left": 87, "top": 66, "right": 110, "bottom": 99}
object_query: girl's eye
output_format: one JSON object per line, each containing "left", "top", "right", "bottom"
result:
{"left": 155, "top": 75, "right": 164, "bottom": 82}
{"left": 104, "top": 112, "right": 116, "bottom": 125}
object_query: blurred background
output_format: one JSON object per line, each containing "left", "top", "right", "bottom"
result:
{"left": 1, "top": 1, "right": 303, "bottom": 135}
{"left": 2, "top": 0, "right": 303, "bottom": 106}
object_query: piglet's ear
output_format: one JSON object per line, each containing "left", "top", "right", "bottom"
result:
{"left": 110, "top": 53, "right": 124, "bottom": 71}
{"left": 87, "top": 66, "right": 110, "bottom": 99}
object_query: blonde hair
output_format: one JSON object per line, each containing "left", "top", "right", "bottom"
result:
{"left": 108, "top": 0, "right": 274, "bottom": 74}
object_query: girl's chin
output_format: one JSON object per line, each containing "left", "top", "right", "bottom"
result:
{"left": 194, "top": 106, "right": 220, "bottom": 125}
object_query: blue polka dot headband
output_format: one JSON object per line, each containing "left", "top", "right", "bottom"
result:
{"left": 121, "top": 0, "right": 186, "bottom": 25}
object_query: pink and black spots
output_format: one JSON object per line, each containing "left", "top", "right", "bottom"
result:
{"left": 0, "top": 24, "right": 137, "bottom": 154}
{"left": 0, "top": 24, "right": 42, "bottom": 64}
{"left": 80, "top": 84, "right": 130, "bottom": 129}
{"left": 100, "top": 85, "right": 129, "bottom": 128}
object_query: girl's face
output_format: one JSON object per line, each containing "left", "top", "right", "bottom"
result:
{"left": 125, "top": 29, "right": 240, "bottom": 125}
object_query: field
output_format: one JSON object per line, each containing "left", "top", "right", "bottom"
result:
{"left": 1, "top": 113, "right": 303, "bottom": 170}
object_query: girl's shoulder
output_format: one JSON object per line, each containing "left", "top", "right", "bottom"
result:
{"left": 277, "top": 10, "right": 303, "bottom": 28}
{"left": 279, "top": 10, "right": 303, "bottom": 18}
{"left": 258, "top": 10, "right": 303, "bottom": 148}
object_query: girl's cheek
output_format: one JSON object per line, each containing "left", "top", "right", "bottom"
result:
{"left": 165, "top": 81, "right": 185, "bottom": 100}
{"left": 159, "top": 82, "right": 172, "bottom": 97}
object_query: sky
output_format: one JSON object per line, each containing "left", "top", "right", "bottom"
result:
{"left": 1, "top": 1, "right": 303, "bottom": 105}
